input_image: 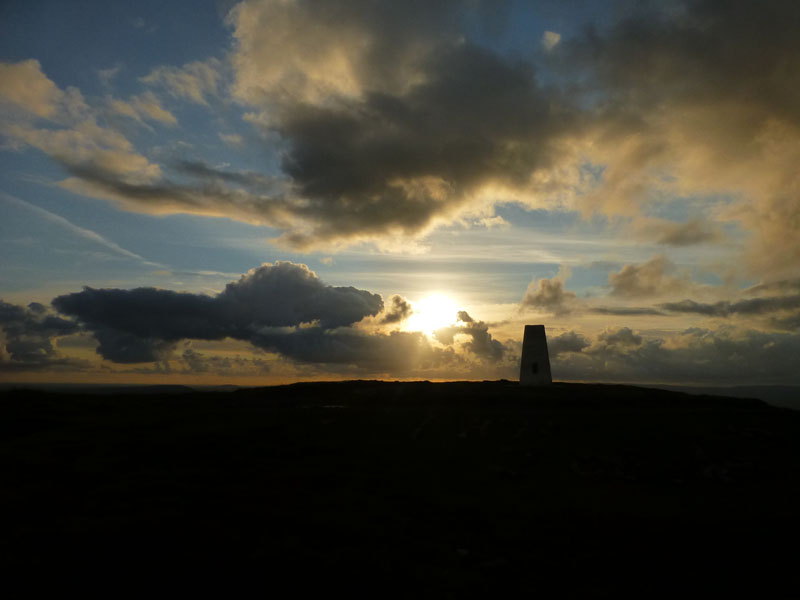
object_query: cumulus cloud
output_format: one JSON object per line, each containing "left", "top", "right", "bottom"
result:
{"left": 45, "top": 1, "right": 576, "bottom": 251}
{"left": 53, "top": 262, "right": 384, "bottom": 363}
{"left": 549, "top": 330, "right": 590, "bottom": 356}
{"left": 433, "top": 311, "right": 506, "bottom": 361}
{"left": 521, "top": 277, "right": 578, "bottom": 316}
{"left": 565, "top": 0, "right": 800, "bottom": 277}
{"left": 6, "top": 1, "right": 800, "bottom": 276}
{"left": 48, "top": 261, "right": 503, "bottom": 375}
{"left": 608, "top": 255, "right": 688, "bottom": 298}
{"left": 380, "top": 295, "right": 413, "bottom": 325}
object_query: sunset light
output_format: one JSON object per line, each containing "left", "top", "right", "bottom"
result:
{"left": 405, "top": 294, "right": 459, "bottom": 336}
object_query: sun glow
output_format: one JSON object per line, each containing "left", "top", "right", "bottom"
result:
{"left": 405, "top": 294, "right": 459, "bottom": 335}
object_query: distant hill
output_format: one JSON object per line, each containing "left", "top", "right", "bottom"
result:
{"left": 646, "top": 383, "right": 800, "bottom": 410}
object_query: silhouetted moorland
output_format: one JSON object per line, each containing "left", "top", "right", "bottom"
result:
{"left": 2, "top": 381, "right": 800, "bottom": 596}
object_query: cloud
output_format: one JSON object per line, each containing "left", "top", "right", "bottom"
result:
{"left": 0, "top": 59, "right": 67, "bottom": 119}
{"left": 219, "top": 133, "right": 243, "bottom": 146}
{"left": 745, "top": 278, "right": 800, "bottom": 295}
{"left": 433, "top": 311, "right": 506, "bottom": 361}
{"left": 52, "top": 262, "right": 494, "bottom": 372}
{"left": 564, "top": 0, "right": 800, "bottom": 277}
{"left": 251, "top": 326, "right": 457, "bottom": 371}
{"left": 53, "top": 262, "right": 384, "bottom": 364}
{"left": 608, "top": 255, "right": 688, "bottom": 298}
{"left": 591, "top": 306, "right": 664, "bottom": 316}
{"left": 8, "top": 1, "right": 800, "bottom": 270}
{"left": 597, "top": 327, "right": 642, "bottom": 347}
{"left": 51, "top": 22, "right": 576, "bottom": 251}
{"left": 102, "top": 0, "right": 558, "bottom": 250}
{"left": 141, "top": 59, "right": 222, "bottom": 105}
{"left": 110, "top": 91, "right": 177, "bottom": 126}
{"left": 380, "top": 295, "right": 412, "bottom": 325}
{"left": 97, "top": 65, "right": 121, "bottom": 88}
{"left": 180, "top": 347, "right": 270, "bottom": 375}
{"left": 549, "top": 330, "right": 590, "bottom": 356}
{"left": 641, "top": 218, "right": 722, "bottom": 247}
{"left": 553, "top": 326, "right": 800, "bottom": 385}
{"left": 0, "top": 60, "right": 160, "bottom": 185}
{"left": 1, "top": 193, "right": 163, "bottom": 267}
{"left": 0, "top": 300, "right": 83, "bottom": 371}
{"left": 661, "top": 294, "right": 800, "bottom": 317}
{"left": 521, "top": 277, "right": 578, "bottom": 316}
{"left": 541, "top": 31, "right": 561, "bottom": 51}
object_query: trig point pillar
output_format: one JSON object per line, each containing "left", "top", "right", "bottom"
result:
{"left": 519, "top": 325, "right": 552, "bottom": 386}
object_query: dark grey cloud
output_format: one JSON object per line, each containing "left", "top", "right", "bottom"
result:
{"left": 591, "top": 306, "right": 664, "bottom": 316}
{"left": 652, "top": 219, "right": 721, "bottom": 246}
{"left": 172, "top": 160, "right": 283, "bottom": 192}
{"left": 0, "top": 300, "right": 84, "bottom": 371}
{"left": 569, "top": 0, "right": 800, "bottom": 123}
{"left": 252, "top": 326, "right": 457, "bottom": 371}
{"left": 180, "top": 348, "right": 270, "bottom": 375}
{"left": 269, "top": 42, "right": 567, "bottom": 248}
{"left": 552, "top": 326, "right": 800, "bottom": 385}
{"left": 11, "top": 0, "right": 800, "bottom": 271}
{"left": 54, "top": 0, "right": 578, "bottom": 250}
{"left": 565, "top": 0, "right": 800, "bottom": 275}
{"left": 772, "top": 314, "right": 800, "bottom": 332}
{"left": 745, "top": 279, "right": 800, "bottom": 295}
{"left": 597, "top": 327, "right": 642, "bottom": 347}
{"left": 53, "top": 262, "right": 384, "bottom": 363}
{"left": 380, "top": 295, "right": 412, "bottom": 325}
{"left": 217, "top": 262, "right": 383, "bottom": 329}
{"left": 549, "top": 330, "right": 590, "bottom": 356}
{"left": 661, "top": 294, "right": 800, "bottom": 317}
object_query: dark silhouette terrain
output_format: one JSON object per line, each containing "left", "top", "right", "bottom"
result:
{"left": 2, "top": 381, "right": 800, "bottom": 596}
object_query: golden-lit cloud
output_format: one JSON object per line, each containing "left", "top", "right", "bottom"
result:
{"left": 0, "top": 59, "right": 65, "bottom": 119}
{"left": 140, "top": 58, "right": 222, "bottom": 105}
{"left": 0, "top": 59, "right": 161, "bottom": 185}
{"left": 109, "top": 91, "right": 177, "bottom": 126}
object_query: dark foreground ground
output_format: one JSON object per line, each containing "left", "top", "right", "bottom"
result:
{"left": 2, "top": 381, "right": 800, "bottom": 597}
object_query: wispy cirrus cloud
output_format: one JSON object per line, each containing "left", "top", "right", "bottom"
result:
{"left": 1, "top": 193, "right": 163, "bottom": 267}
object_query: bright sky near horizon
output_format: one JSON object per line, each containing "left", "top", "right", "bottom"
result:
{"left": 1, "top": 0, "right": 800, "bottom": 385}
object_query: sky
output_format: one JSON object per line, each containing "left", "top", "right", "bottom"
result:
{"left": 1, "top": 0, "right": 800, "bottom": 386}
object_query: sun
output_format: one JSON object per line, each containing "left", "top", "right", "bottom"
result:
{"left": 405, "top": 294, "right": 459, "bottom": 335}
